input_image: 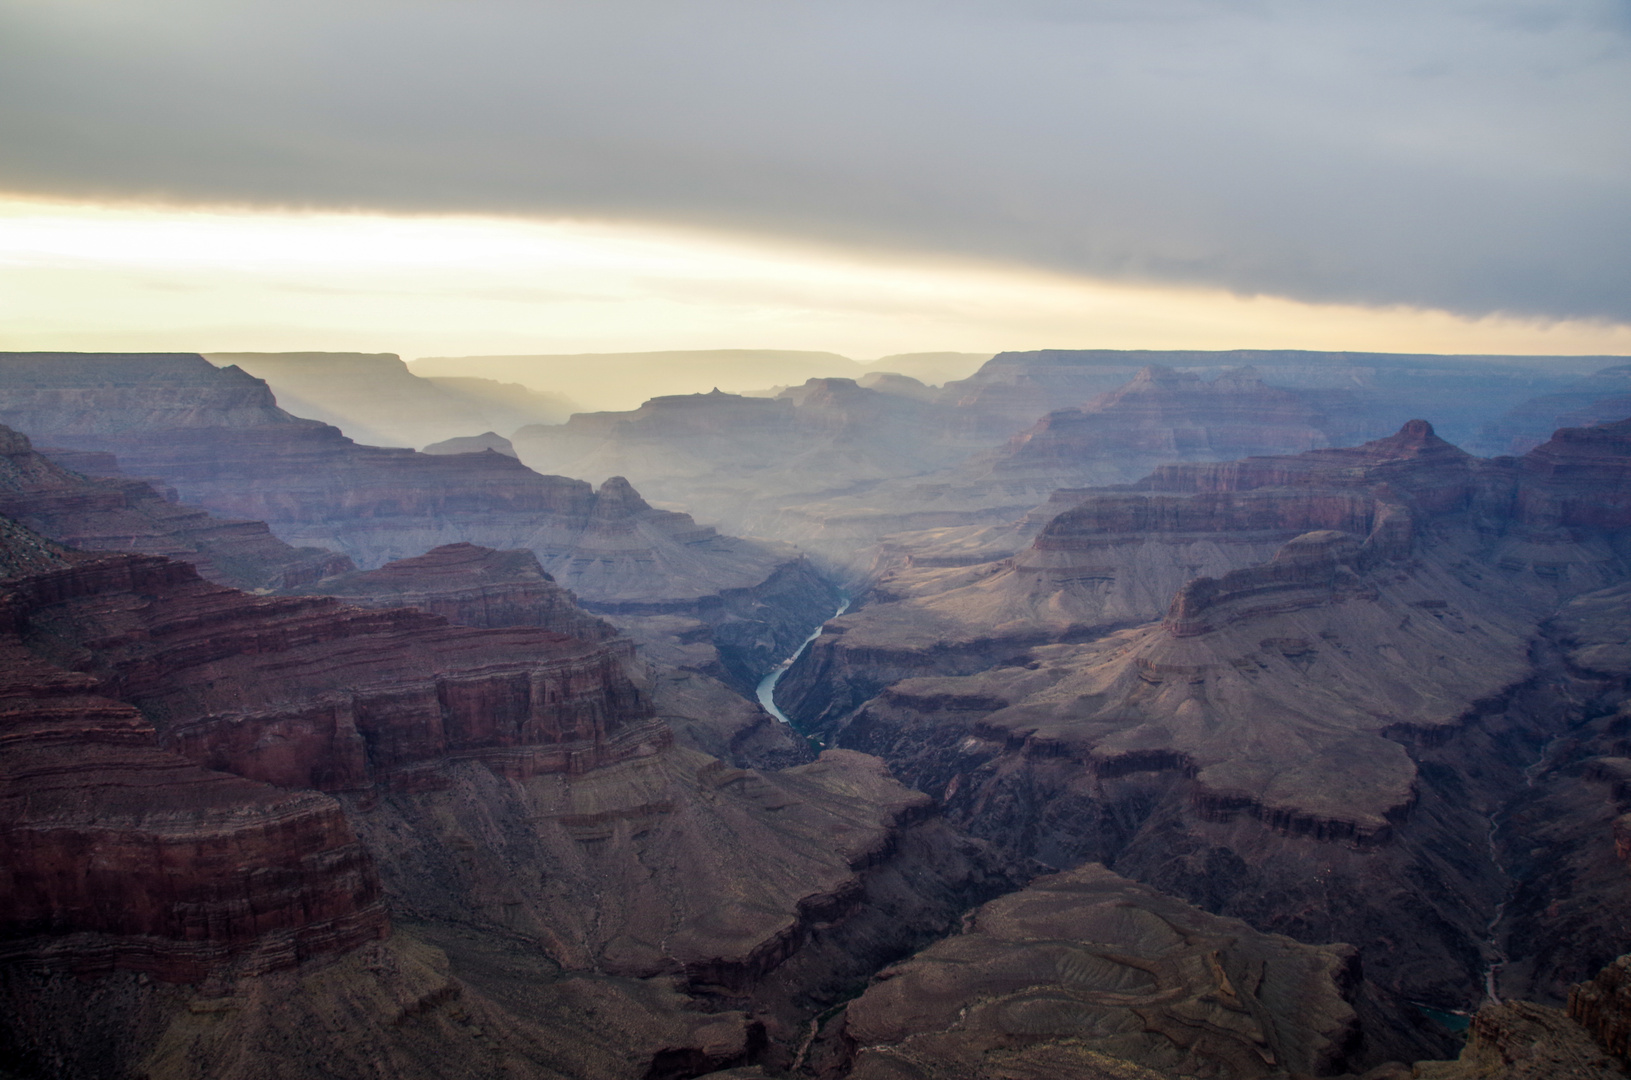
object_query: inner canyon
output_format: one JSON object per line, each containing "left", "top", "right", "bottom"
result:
{"left": 4, "top": 348, "right": 1631, "bottom": 1080}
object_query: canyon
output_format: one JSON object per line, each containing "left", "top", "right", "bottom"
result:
{"left": 3, "top": 348, "right": 1631, "bottom": 1079}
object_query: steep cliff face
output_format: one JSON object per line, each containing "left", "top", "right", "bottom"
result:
{"left": 0, "top": 353, "right": 599, "bottom": 570}
{"left": 841, "top": 864, "right": 1360, "bottom": 1080}
{"left": 1412, "top": 999, "right": 1619, "bottom": 1079}
{"left": 1570, "top": 954, "right": 1631, "bottom": 1067}
{"left": 0, "top": 604, "right": 388, "bottom": 984}
{"left": 10, "top": 554, "right": 658, "bottom": 794}
{"left": 0, "top": 423, "right": 351, "bottom": 590}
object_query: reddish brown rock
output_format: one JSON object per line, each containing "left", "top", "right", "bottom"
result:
{"left": 0, "top": 635, "right": 388, "bottom": 983}
{"left": 10, "top": 554, "right": 658, "bottom": 793}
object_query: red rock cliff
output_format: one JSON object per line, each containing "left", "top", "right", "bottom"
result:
{"left": 10, "top": 554, "right": 660, "bottom": 794}
{"left": 0, "top": 634, "right": 388, "bottom": 982}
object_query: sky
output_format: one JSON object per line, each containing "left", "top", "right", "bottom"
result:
{"left": 1, "top": 0, "right": 1628, "bottom": 360}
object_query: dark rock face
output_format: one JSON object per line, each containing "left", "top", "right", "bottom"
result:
{"left": 842, "top": 864, "right": 1360, "bottom": 1080}
{"left": 0, "top": 521, "right": 1003, "bottom": 1077}
{"left": 1414, "top": 999, "right": 1621, "bottom": 1079}
{"left": 0, "top": 580, "right": 389, "bottom": 984}
{"left": 0, "top": 423, "right": 351, "bottom": 590}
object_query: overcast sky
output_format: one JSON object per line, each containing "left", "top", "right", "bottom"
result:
{"left": 1, "top": 0, "right": 1628, "bottom": 354}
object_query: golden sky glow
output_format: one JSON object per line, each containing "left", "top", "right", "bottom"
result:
{"left": 2, "top": 194, "right": 1628, "bottom": 362}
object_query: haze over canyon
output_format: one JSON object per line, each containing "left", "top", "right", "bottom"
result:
{"left": 0, "top": 344, "right": 1628, "bottom": 1080}
{"left": 6, "top": 3, "right": 1631, "bottom": 1077}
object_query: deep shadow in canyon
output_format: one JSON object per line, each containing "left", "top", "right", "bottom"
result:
{"left": 3, "top": 349, "right": 1631, "bottom": 1080}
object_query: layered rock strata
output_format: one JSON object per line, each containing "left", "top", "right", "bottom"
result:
{"left": 943, "top": 348, "right": 1606, "bottom": 448}
{"left": 286, "top": 541, "right": 616, "bottom": 641}
{"left": 1571, "top": 955, "right": 1631, "bottom": 1066}
{"left": 1413, "top": 1000, "right": 1621, "bottom": 1079}
{"left": 778, "top": 421, "right": 1478, "bottom": 731}
{"left": 0, "top": 354, "right": 841, "bottom": 689}
{"left": 783, "top": 418, "right": 1631, "bottom": 735}
{"left": 773, "top": 419, "right": 1631, "bottom": 1062}
{"left": 0, "top": 423, "right": 350, "bottom": 590}
{"left": 841, "top": 864, "right": 1359, "bottom": 1080}
{"left": 0, "top": 590, "right": 388, "bottom": 983}
{"left": 285, "top": 540, "right": 816, "bottom": 769}
{"left": 988, "top": 365, "right": 1331, "bottom": 483}
{"left": 10, "top": 553, "right": 657, "bottom": 794}
{"left": 0, "top": 528, "right": 1004, "bottom": 1077}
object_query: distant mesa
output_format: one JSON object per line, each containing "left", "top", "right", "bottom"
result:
{"left": 206, "top": 351, "right": 573, "bottom": 449}
{"left": 421, "top": 430, "right": 518, "bottom": 457}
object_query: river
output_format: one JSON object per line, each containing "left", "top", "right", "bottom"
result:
{"left": 756, "top": 597, "right": 849, "bottom": 725}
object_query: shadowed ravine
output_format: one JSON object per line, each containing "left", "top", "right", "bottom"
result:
{"left": 757, "top": 597, "right": 850, "bottom": 726}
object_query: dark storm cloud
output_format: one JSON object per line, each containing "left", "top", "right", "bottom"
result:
{"left": 2, "top": 0, "right": 1628, "bottom": 321}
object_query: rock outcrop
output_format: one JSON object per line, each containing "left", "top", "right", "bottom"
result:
{"left": 841, "top": 864, "right": 1359, "bottom": 1080}
{"left": 1570, "top": 954, "right": 1631, "bottom": 1066}
{"left": 0, "top": 524, "right": 1003, "bottom": 1077}
{"left": 783, "top": 418, "right": 1631, "bottom": 734}
{"left": 1413, "top": 999, "right": 1621, "bottom": 1079}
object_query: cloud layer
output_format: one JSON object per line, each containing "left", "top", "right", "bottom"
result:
{"left": 2, "top": 0, "right": 1627, "bottom": 322}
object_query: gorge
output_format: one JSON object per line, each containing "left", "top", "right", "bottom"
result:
{"left": 3, "top": 349, "right": 1631, "bottom": 1080}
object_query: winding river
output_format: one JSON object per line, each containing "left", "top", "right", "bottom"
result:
{"left": 756, "top": 597, "right": 849, "bottom": 725}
